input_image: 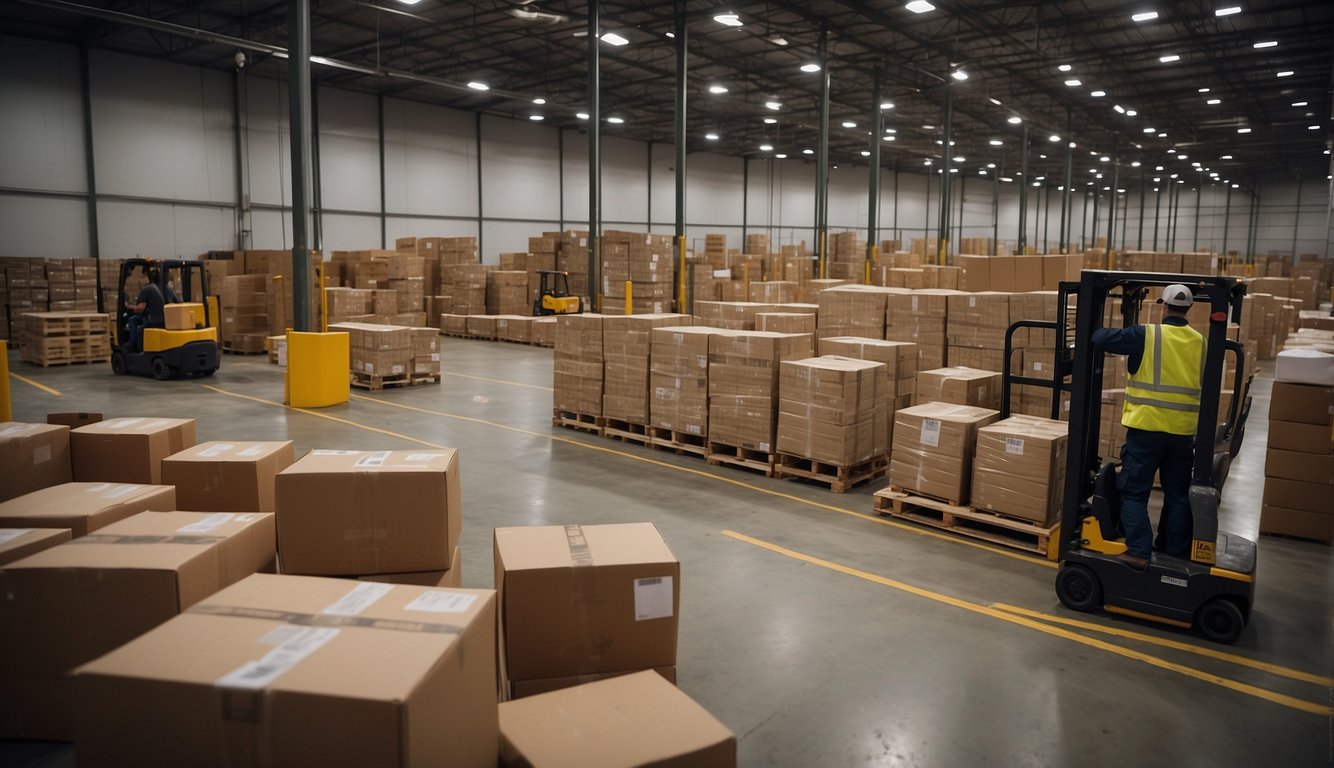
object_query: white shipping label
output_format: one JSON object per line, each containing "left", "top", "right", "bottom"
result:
{"left": 0, "top": 529, "right": 33, "bottom": 545}
{"left": 323, "top": 582, "right": 393, "bottom": 616}
{"left": 32, "top": 445, "right": 51, "bottom": 464}
{"left": 216, "top": 627, "right": 340, "bottom": 690}
{"left": 633, "top": 576, "right": 674, "bottom": 621}
{"left": 101, "top": 485, "right": 141, "bottom": 500}
{"left": 312, "top": 450, "right": 360, "bottom": 455}
{"left": 686, "top": 424, "right": 702, "bottom": 435}
{"left": 969, "top": 297, "right": 977, "bottom": 307}
{"left": 404, "top": 591, "right": 477, "bottom": 614}
{"left": 365, "top": 363, "right": 375, "bottom": 373}
{"left": 237, "top": 446, "right": 267, "bottom": 457}
{"left": 1005, "top": 437, "right": 1025, "bottom": 455}
{"left": 177, "top": 513, "right": 235, "bottom": 534}
{"left": 107, "top": 418, "right": 145, "bottom": 430}
{"left": 759, "top": 441, "right": 770, "bottom": 452}
{"left": 920, "top": 419, "right": 941, "bottom": 448}
{"left": 430, "top": 353, "right": 440, "bottom": 362}
{"left": 912, "top": 295, "right": 919, "bottom": 312}
{"left": 236, "top": 514, "right": 260, "bottom": 522}
{"left": 405, "top": 453, "right": 438, "bottom": 462}
{"left": 198, "top": 443, "right": 236, "bottom": 458}
{"left": 354, "top": 451, "right": 392, "bottom": 468}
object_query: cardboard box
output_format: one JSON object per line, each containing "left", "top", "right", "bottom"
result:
{"left": 354, "top": 546, "right": 462, "bottom": 589}
{"left": 0, "top": 527, "right": 71, "bottom": 567}
{"left": 0, "top": 422, "right": 71, "bottom": 502}
{"left": 0, "top": 482, "right": 176, "bottom": 536}
{"left": 650, "top": 326, "right": 729, "bottom": 435}
{"left": 0, "top": 510, "right": 276, "bottom": 740}
{"left": 707, "top": 331, "right": 814, "bottom": 450}
{"left": 1263, "top": 448, "right": 1334, "bottom": 484}
{"left": 916, "top": 367, "right": 1002, "bottom": 410}
{"left": 1262, "top": 477, "right": 1334, "bottom": 515}
{"left": 495, "top": 523, "right": 679, "bottom": 686}
{"left": 890, "top": 403, "right": 1000, "bottom": 503}
{"left": 73, "top": 574, "right": 498, "bottom": 767}
{"left": 275, "top": 450, "right": 459, "bottom": 576}
{"left": 603, "top": 314, "right": 693, "bottom": 425}
{"left": 71, "top": 417, "right": 197, "bottom": 485}
{"left": 508, "top": 665, "right": 676, "bottom": 700}
{"left": 163, "top": 302, "right": 205, "bottom": 330}
{"left": 1266, "top": 420, "right": 1332, "bottom": 455}
{"left": 46, "top": 412, "right": 103, "bottom": 429}
{"left": 777, "top": 356, "right": 889, "bottom": 465}
{"left": 499, "top": 671, "right": 735, "bottom": 768}
{"left": 972, "top": 416, "right": 1068, "bottom": 524}
{"left": 956, "top": 255, "right": 991, "bottom": 292}
{"left": 1267, "top": 382, "right": 1334, "bottom": 425}
{"left": 1259, "top": 504, "right": 1332, "bottom": 544}
{"left": 162, "top": 441, "right": 297, "bottom": 513}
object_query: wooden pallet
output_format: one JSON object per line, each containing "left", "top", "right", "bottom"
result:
{"left": 441, "top": 330, "right": 471, "bottom": 339}
{"left": 552, "top": 409, "right": 605, "bottom": 435}
{"left": 706, "top": 441, "right": 777, "bottom": 477}
{"left": 776, "top": 454, "right": 887, "bottom": 493}
{"left": 21, "top": 313, "right": 109, "bottom": 337}
{"left": 410, "top": 373, "right": 442, "bottom": 386}
{"left": 603, "top": 417, "right": 651, "bottom": 446}
{"left": 648, "top": 426, "right": 708, "bottom": 458}
{"left": 350, "top": 371, "right": 412, "bottom": 391}
{"left": 874, "top": 487, "right": 1059, "bottom": 559}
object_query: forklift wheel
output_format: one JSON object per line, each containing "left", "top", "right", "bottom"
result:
{"left": 110, "top": 351, "right": 128, "bottom": 376}
{"left": 151, "top": 357, "right": 172, "bottom": 381}
{"left": 1195, "top": 598, "right": 1245, "bottom": 644}
{"left": 1055, "top": 564, "right": 1102, "bottom": 612}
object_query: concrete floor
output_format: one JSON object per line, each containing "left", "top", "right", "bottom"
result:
{"left": 4, "top": 341, "right": 1332, "bottom": 767}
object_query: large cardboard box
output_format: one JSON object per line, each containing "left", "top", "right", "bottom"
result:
{"left": 1262, "top": 477, "right": 1333, "bottom": 515}
{"left": 972, "top": 416, "right": 1068, "bottom": 524}
{"left": 1263, "top": 448, "right": 1334, "bottom": 484}
{"left": 0, "top": 510, "right": 276, "bottom": 740}
{"left": 1266, "top": 420, "right": 1332, "bottom": 455}
{"left": 73, "top": 574, "right": 498, "bottom": 767}
{"left": 916, "top": 367, "right": 1002, "bottom": 410}
{"left": 0, "top": 422, "right": 71, "bottom": 501}
{"left": 276, "top": 450, "right": 460, "bottom": 576}
{"left": 707, "top": 331, "right": 814, "bottom": 451}
{"left": 1267, "top": 382, "right": 1334, "bottom": 425}
{"left": 890, "top": 403, "right": 1000, "bottom": 503}
{"left": 1259, "top": 504, "right": 1332, "bottom": 544}
{"left": 499, "top": 671, "right": 735, "bottom": 768}
{"left": 71, "top": 417, "right": 197, "bottom": 485}
{"left": 0, "top": 527, "right": 71, "bottom": 567}
{"left": 603, "top": 314, "right": 693, "bottom": 425}
{"left": 0, "top": 482, "right": 176, "bottom": 536}
{"left": 46, "top": 412, "right": 103, "bottom": 429}
{"left": 777, "top": 356, "right": 889, "bottom": 465}
{"left": 495, "top": 523, "right": 679, "bottom": 688}
{"left": 956, "top": 255, "right": 991, "bottom": 292}
{"left": 650, "top": 326, "right": 729, "bottom": 435}
{"left": 354, "top": 546, "right": 462, "bottom": 589}
{"left": 509, "top": 665, "right": 676, "bottom": 700}
{"left": 162, "top": 441, "right": 297, "bottom": 513}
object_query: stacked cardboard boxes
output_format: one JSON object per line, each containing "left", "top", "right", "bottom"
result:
{"left": 916, "top": 367, "right": 1002, "bottom": 410}
{"left": 886, "top": 289, "right": 956, "bottom": 371}
{"left": 0, "top": 482, "right": 176, "bottom": 536}
{"left": 487, "top": 271, "right": 530, "bottom": 315}
{"left": 650, "top": 326, "right": 726, "bottom": 438}
{"left": 817, "top": 337, "right": 917, "bottom": 446}
{"left": 603, "top": 314, "right": 692, "bottom": 426}
{"left": 441, "top": 264, "right": 490, "bottom": 316}
{"left": 220, "top": 274, "right": 270, "bottom": 353}
{"left": 817, "top": 285, "right": 895, "bottom": 339}
{"left": 411, "top": 327, "right": 441, "bottom": 378}
{"left": 526, "top": 235, "right": 560, "bottom": 306}
{"left": 693, "top": 300, "right": 778, "bottom": 330}
{"left": 890, "top": 402, "right": 1000, "bottom": 503}
{"left": 947, "top": 291, "right": 1014, "bottom": 372}
{"left": 603, "top": 231, "right": 675, "bottom": 315}
{"left": 71, "top": 417, "right": 196, "bottom": 485}
{"left": 1261, "top": 381, "right": 1334, "bottom": 543}
{"left": 744, "top": 233, "right": 769, "bottom": 255}
{"left": 324, "top": 286, "right": 373, "bottom": 324}
{"left": 972, "top": 415, "right": 1069, "bottom": 525}
{"left": 757, "top": 312, "right": 817, "bottom": 334}
{"left": 553, "top": 313, "right": 606, "bottom": 417}
{"left": 0, "top": 529, "right": 71, "bottom": 567}
{"left": 330, "top": 322, "right": 412, "bottom": 380}
{"left": 777, "top": 356, "right": 889, "bottom": 467}
{"left": 558, "top": 230, "right": 591, "bottom": 297}
{"left": 708, "top": 331, "right": 814, "bottom": 453}
{"left": 18, "top": 311, "right": 111, "bottom": 366}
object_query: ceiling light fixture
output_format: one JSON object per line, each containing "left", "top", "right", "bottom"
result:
{"left": 951, "top": 70, "right": 968, "bottom": 81}
{"left": 576, "top": 112, "right": 589, "bottom": 120}
{"left": 1131, "top": 161, "right": 1142, "bottom": 167}
{"left": 1292, "top": 101, "right": 1308, "bottom": 107}
{"left": 803, "top": 149, "right": 814, "bottom": 155}
{"left": 800, "top": 63, "right": 821, "bottom": 73}
{"left": 1143, "top": 127, "right": 1156, "bottom": 133}
{"left": 987, "top": 163, "right": 996, "bottom": 169}
{"left": 1237, "top": 127, "right": 1251, "bottom": 133}
{"left": 1064, "top": 79, "right": 1081, "bottom": 87}
{"left": 1253, "top": 40, "right": 1277, "bottom": 49}
{"left": 1049, "top": 134, "right": 1061, "bottom": 142}
{"left": 1113, "top": 104, "right": 1126, "bottom": 114}
{"left": 881, "top": 102, "right": 896, "bottom": 110}
{"left": 1132, "top": 11, "right": 1159, "bottom": 22}
{"left": 600, "top": 32, "right": 629, "bottom": 46}
{"left": 708, "top": 85, "right": 729, "bottom": 94}
{"left": 1206, "top": 98, "right": 1221, "bottom": 105}
{"left": 665, "top": 32, "right": 675, "bottom": 39}
{"left": 1091, "top": 90, "right": 1106, "bottom": 97}
{"left": 1126, "top": 109, "right": 1138, "bottom": 117}
{"left": 607, "top": 116, "right": 624, "bottom": 124}
{"left": 842, "top": 121, "right": 857, "bottom": 128}
{"left": 1216, "top": 7, "right": 1241, "bottom": 17}
{"left": 923, "top": 159, "right": 933, "bottom": 166}
{"left": 988, "top": 98, "right": 1002, "bottom": 106}
{"left": 905, "top": 1, "right": 936, "bottom": 14}
{"left": 1276, "top": 70, "right": 1294, "bottom": 77}
{"left": 532, "top": 98, "right": 546, "bottom": 105}
{"left": 714, "top": 12, "right": 743, "bottom": 27}
{"left": 1199, "top": 88, "right": 1211, "bottom": 93}
{"left": 765, "top": 101, "right": 782, "bottom": 110}
{"left": 529, "top": 115, "right": 544, "bottom": 121}
{"left": 1309, "top": 125, "right": 1320, "bottom": 130}
{"left": 1058, "top": 64, "right": 1072, "bottom": 72}
{"left": 1159, "top": 54, "right": 1180, "bottom": 63}
{"left": 768, "top": 35, "right": 788, "bottom": 46}
{"left": 763, "top": 117, "right": 777, "bottom": 124}
{"left": 705, "top": 132, "right": 720, "bottom": 140}
{"left": 989, "top": 139, "right": 1003, "bottom": 146}
{"left": 1220, "top": 154, "right": 1233, "bottom": 159}
{"left": 467, "top": 81, "right": 489, "bottom": 91}
{"left": 885, "top": 128, "right": 897, "bottom": 134}
{"left": 1007, "top": 116, "right": 1022, "bottom": 124}
{"left": 759, "top": 144, "right": 773, "bottom": 151}
{"left": 861, "top": 150, "right": 871, "bottom": 157}
{"left": 923, "top": 124, "right": 936, "bottom": 129}
{"left": 953, "top": 155, "right": 966, "bottom": 162}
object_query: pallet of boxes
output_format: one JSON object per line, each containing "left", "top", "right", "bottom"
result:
{"left": 18, "top": 310, "right": 111, "bottom": 367}
{"left": 1260, "top": 349, "right": 1334, "bottom": 544}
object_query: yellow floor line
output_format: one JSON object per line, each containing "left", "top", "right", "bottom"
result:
{"left": 990, "top": 602, "right": 1334, "bottom": 687}
{"left": 9, "top": 372, "right": 62, "bottom": 397}
{"left": 442, "top": 371, "right": 553, "bottom": 391}
{"left": 199, "top": 385, "right": 449, "bottom": 450}
{"left": 346, "top": 391, "right": 1055, "bottom": 569}
{"left": 722, "top": 530, "right": 1332, "bottom": 717}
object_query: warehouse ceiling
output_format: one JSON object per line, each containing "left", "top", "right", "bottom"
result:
{"left": 7, "top": 0, "right": 1333, "bottom": 193}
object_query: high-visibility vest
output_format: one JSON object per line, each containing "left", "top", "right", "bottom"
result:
{"left": 1122, "top": 323, "right": 1204, "bottom": 436}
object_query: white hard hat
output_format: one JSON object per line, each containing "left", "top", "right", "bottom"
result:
{"left": 1159, "top": 284, "right": 1194, "bottom": 309}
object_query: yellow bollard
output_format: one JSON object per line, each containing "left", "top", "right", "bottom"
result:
{"left": 0, "top": 340, "right": 11, "bottom": 422}
{"left": 625, "top": 280, "right": 633, "bottom": 316}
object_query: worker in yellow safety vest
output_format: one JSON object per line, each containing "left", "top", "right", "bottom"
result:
{"left": 1092, "top": 284, "right": 1204, "bottom": 570}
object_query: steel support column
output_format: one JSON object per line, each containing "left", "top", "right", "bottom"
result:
{"left": 588, "top": 0, "right": 602, "bottom": 305}
{"left": 1290, "top": 173, "right": 1302, "bottom": 258}
{"left": 1017, "top": 122, "right": 1028, "bottom": 255}
{"left": 866, "top": 68, "right": 883, "bottom": 273}
{"left": 673, "top": 4, "right": 687, "bottom": 296}
{"left": 475, "top": 112, "right": 483, "bottom": 260}
{"left": 78, "top": 45, "right": 102, "bottom": 312}
{"left": 741, "top": 157, "right": 749, "bottom": 244}
{"left": 310, "top": 84, "right": 323, "bottom": 253}
{"left": 1192, "top": 180, "right": 1202, "bottom": 251}
{"left": 1059, "top": 137, "right": 1073, "bottom": 252}
{"left": 815, "top": 27, "right": 830, "bottom": 277}
{"left": 1138, "top": 177, "right": 1146, "bottom": 249}
{"left": 937, "top": 81, "right": 953, "bottom": 263}
{"left": 286, "top": 0, "right": 313, "bottom": 330}
{"left": 1221, "top": 184, "right": 1232, "bottom": 257}
{"left": 1152, "top": 183, "right": 1162, "bottom": 251}
{"left": 232, "top": 63, "right": 248, "bottom": 252}
{"left": 1106, "top": 159, "right": 1119, "bottom": 267}
{"left": 377, "top": 93, "right": 386, "bottom": 248}
{"left": 991, "top": 172, "right": 999, "bottom": 255}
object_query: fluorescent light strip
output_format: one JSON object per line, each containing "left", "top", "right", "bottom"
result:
{"left": 1132, "top": 11, "right": 1159, "bottom": 22}
{"left": 1215, "top": 6, "right": 1241, "bottom": 16}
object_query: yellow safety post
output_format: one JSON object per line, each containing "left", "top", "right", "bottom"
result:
{"left": 625, "top": 281, "right": 633, "bottom": 316}
{"left": 0, "top": 340, "right": 12, "bottom": 422}
{"left": 819, "top": 232, "right": 828, "bottom": 279}
{"left": 285, "top": 330, "right": 350, "bottom": 408}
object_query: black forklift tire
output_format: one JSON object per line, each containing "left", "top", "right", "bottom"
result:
{"left": 1195, "top": 598, "right": 1246, "bottom": 645}
{"left": 1055, "top": 564, "right": 1103, "bottom": 612}
{"left": 201, "top": 368, "right": 217, "bottom": 377}
{"left": 110, "top": 351, "right": 128, "bottom": 375}
{"left": 151, "top": 356, "right": 172, "bottom": 381}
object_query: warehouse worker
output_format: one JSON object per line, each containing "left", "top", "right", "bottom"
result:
{"left": 1092, "top": 284, "right": 1203, "bottom": 571}
{"left": 125, "top": 266, "right": 167, "bottom": 352}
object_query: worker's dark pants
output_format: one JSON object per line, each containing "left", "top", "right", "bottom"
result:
{"left": 127, "top": 316, "right": 162, "bottom": 352}
{"left": 1117, "top": 427, "right": 1194, "bottom": 559}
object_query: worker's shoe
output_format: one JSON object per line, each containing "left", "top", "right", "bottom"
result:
{"left": 1117, "top": 552, "right": 1149, "bottom": 571}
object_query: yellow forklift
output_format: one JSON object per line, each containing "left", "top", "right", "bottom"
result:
{"left": 1003, "top": 271, "right": 1256, "bottom": 643}
{"left": 111, "top": 258, "right": 220, "bottom": 380}
{"left": 532, "top": 270, "right": 583, "bottom": 315}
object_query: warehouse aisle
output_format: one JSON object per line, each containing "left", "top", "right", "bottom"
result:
{"left": 5, "top": 343, "right": 1331, "bottom": 767}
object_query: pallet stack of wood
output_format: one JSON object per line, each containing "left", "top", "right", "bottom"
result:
{"left": 18, "top": 311, "right": 111, "bottom": 367}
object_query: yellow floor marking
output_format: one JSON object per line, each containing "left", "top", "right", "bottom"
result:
{"left": 722, "top": 530, "right": 1332, "bottom": 717}
{"left": 442, "top": 371, "right": 554, "bottom": 391}
{"left": 9, "top": 372, "right": 62, "bottom": 397}
{"left": 347, "top": 392, "right": 1056, "bottom": 569}
{"left": 991, "top": 602, "right": 1334, "bottom": 687}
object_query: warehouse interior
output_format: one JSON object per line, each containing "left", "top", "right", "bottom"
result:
{"left": 1, "top": 1, "right": 1332, "bottom": 766}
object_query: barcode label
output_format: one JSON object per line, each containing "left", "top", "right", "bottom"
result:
{"left": 634, "top": 575, "right": 674, "bottom": 621}
{"left": 1005, "top": 437, "right": 1025, "bottom": 455}
{"left": 216, "top": 626, "right": 339, "bottom": 690}
{"left": 354, "top": 451, "right": 392, "bottom": 468}
{"left": 404, "top": 591, "right": 476, "bottom": 614}
{"left": 322, "top": 582, "right": 393, "bottom": 616}
{"left": 199, "top": 443, "right": 235, "bottom": 458}
{"left": 177, "top": 513, "right": 235, "bottom": 534}
{"left": 920, "top": 419, "right": 941, "bottom": 448}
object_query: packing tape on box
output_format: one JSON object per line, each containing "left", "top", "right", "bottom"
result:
{"left": 563, "top": 524, "right": 603, "bottom": 675}
{"left": 72, "top": 533, "right": 229, "bottom": 545}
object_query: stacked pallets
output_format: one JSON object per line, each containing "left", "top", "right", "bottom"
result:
{"left": 18, "top": 312, "right": 112, "bottom": 367}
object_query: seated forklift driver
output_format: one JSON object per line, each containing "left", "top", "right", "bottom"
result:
{"left": 1091, "top": 284, "right": 1203, "bottom": 571}
{"left": 125, "top": 267, "right": 166, "bottom": 353}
